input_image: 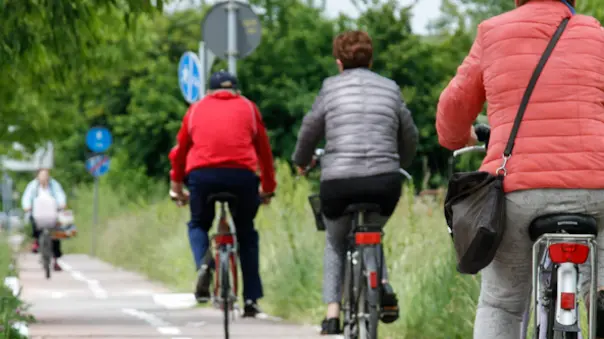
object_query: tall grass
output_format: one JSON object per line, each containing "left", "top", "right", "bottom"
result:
{"left": 65, "top": 162, "right": 480, "bottom": 338}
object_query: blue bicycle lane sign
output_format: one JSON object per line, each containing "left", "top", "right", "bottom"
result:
{"left": 178, "top": 51, "right": 203, "bottom": 104}
{"left": 86, "top": 127, "right": 112, "bottom": 153}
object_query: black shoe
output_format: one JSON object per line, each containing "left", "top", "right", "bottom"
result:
{"left": 242, "top": 300, "right": 262, "bottom": 318}
{"left": 320, "top": 317, "right": 342, "bottom": 335}
{"left": 194, "top": 265, "right": 212, "bottom": 303}
{"left": 380, "top": 283, "right": 399, "bottom": 324}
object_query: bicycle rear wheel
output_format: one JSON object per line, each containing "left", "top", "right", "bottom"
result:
{"left": 343, "top": 251, "right": 357, "bottom": 339}
{"left": 361, "top": 250, "right": 380, "bottom": 339}
{"left": 220, "top": 251, "right": 230, "bottom": 339}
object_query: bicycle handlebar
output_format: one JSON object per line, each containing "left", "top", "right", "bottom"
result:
{"left": 453, "top": 145, "right": 486, "bottom": 157}
{"left": 452, "top": 124, "right": 491, "bottom": 158}
{"left": 308, "top": 148, "right": 412, "bottom": 180}
{"left": 169, "top": 190, "right": 275, "bottom": 206}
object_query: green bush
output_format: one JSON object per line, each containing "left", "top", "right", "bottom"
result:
{"left": 65, "top": 161, "right": 481, "bottom": 338}
{"left": 0, "top": 236, "right": 35, "bottom": 339}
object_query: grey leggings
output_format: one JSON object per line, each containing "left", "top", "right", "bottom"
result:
{"left": 322, "top": 213, "right": 390, "bottom": 303}
{"left": 474, "top": 189, "right": 604, "bottom": 339}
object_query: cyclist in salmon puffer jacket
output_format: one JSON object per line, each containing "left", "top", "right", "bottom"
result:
{"left": 436, "top": 0, "right": 604, "bottom": 338}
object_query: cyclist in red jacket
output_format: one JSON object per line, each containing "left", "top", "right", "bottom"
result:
{"left": 169, "top": 71, "right": 277, "bottom": 317}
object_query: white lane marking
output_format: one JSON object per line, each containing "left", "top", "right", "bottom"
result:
{"left": 122, "top": 308, "right": 182, "bottom": 335}
{"left": 256, "top": 312, "right": 283, "bottom": 321}
{"left": 58, "top": 260, "right": 108, "bottom": 299}
{"left": 158, "top": 327, "right": 181, "bottom": 335}
{"left": 153, "top": 293, "right": 197, "bottom": 309}
{"left": 51, "top": 291, "right": 66, "bottom": 299}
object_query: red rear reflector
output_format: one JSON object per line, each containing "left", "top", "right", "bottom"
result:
{"left": 215, "top": 235, "right": 234, "bottom": 245}
{"left": 560, "top": 292, "right": 576, "bottom": 310}
{"left": 355, "top": 232, "right": 381, "bottom": 245}
{"left": 548, "top": 243, "right": 589, "bottom": 264}
{"left": 369, "top": 271, "right": 378, "bottom": 289}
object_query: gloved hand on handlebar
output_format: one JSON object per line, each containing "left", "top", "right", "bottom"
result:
{"left": 474, "top": 123, "right": 491, "bottom": 149}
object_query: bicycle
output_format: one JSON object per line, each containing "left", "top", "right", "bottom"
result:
{"left": 452, "top": 124, "right": 599, "bottom": 339}
{"left": 170, "top": 189, "right": 274, "bottom": 339}
{"left": 305, "top": 148, "right": 412, "bottom": 339}
{"left": 35, "top": 209, "right": 77, "bottom": 280}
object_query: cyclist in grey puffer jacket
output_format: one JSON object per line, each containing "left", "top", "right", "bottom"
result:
{"left": 292, "top": 30, "right": 418, "bottom": 335}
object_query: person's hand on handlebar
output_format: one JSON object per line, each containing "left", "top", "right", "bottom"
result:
{"left": 296, "top": 157, "right": 317, "bottom": 176}
{"left": 259, "top": 191, "right": 275, "bottom": 205}
{"left": 170, "top": 181, "right": 190, "bottom": 207}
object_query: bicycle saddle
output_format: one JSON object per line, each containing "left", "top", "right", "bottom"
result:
{"left": 529, "top": 213, "right": 598, "bottom": 241}
{"left": 207, "top": 192, "right": 237, "bottom": 204}
{"left": 343, "top": 203, "right": 382, "bottom": 215}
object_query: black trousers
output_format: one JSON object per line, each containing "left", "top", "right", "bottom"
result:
{"left": 31, "top": 217, "right": 62, "bottom": 258}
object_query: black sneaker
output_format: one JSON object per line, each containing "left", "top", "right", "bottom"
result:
{"left": 320, "top": 317, "right": 342, "bottom": 335}
{"left": 380, "top": 283, "right": 399, "bottom": 324}
{"left": 194, "top": 265, "right": 212, "bottom": 303}
{"left": 243, "top": 299, "right": 262, "bottom": 318}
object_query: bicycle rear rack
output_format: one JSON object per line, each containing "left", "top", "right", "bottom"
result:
{"left": 532, "top": 233, "right": 598, "bottom": 339}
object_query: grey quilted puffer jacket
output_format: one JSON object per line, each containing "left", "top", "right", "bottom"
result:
{"left": 292, "top": 68, "right": 419, "bottom": 181}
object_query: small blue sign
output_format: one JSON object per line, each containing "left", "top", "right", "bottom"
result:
{"left": 86, "top": 155, "right": 110, "bottom": 177}
{"left": 86, "top": 127, "right": 112, "bottom": 153}
{"left": 178, "top": 51, "right": 202, "bottom": 104}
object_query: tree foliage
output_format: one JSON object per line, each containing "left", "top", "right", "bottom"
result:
{"left": 3, "top": 0, "right": 604, "bottom": 190}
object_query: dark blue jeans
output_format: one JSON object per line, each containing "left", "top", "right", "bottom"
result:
{"left": 185, "top": 168, "right": 263, "bottom": 301}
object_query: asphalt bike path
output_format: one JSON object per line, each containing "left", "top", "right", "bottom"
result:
{"left": 17, "top": 253, "right": 325, "bottom": 338}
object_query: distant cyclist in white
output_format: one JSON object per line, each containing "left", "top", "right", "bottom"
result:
{"left": 22, "top": 168, "right": 67, "bottom": 272}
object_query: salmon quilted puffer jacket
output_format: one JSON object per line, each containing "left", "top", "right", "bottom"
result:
{"left": 436, "top": 0, "right": 604, "bottom": 192}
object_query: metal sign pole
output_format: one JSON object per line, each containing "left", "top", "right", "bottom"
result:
{"left": 227, "top": 0, "right": 238, "bottom": 76}
{"left": 91, "top": 175, "right": 99, "bottom": 257}
{"left": 199, "top": 42, "right": 207, "bottom": 95}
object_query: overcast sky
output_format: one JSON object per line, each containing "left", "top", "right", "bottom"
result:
{"left": 165, "top": 0, "right": 443, "bottom": 35}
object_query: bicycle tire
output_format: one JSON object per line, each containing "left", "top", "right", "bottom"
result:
{"left": 41, "top": 231, "right": 51, "bottom": 280}
{"left": 366, "top": 285, "right": 380, "bottom": 338}
{"left": 362, "top": 247, "right": 381, "bottom": 339}
{"left": 220, "top": 250, "right": 230, "bottom": 339}
{"left": 357, "top": 277, "right": 368, "bottom": 339}
{"left": 546, "top": 264, "right": 558, "bottom": 339}
{"left": 343, "top": 251, "right": 356, "bottom": 339}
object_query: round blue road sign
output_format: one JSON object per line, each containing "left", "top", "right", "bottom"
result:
{"left": 178, "top": 51, "right": 203, "bottom": 104}
{"left": 86, "top": 155, "right": 110, "bottom": 177}
{"left": 86, "top": 127, "right": 112, "bottom": 153}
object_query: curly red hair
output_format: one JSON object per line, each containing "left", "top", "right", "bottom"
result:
{"left": 332, "top": 30, "right": 373, "bottom": 69}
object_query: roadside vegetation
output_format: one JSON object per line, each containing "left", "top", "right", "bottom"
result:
{"left": 0, "top": 236, "right": 35, "bottom": 338}
{"left": 65, "top": 162, "right": 481, "bottom": 338}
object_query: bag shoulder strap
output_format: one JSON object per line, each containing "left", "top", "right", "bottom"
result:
{"left": 501, "top": 17, "right": 570, "bottom": 166}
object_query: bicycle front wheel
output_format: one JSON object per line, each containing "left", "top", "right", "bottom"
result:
{"left": 220, "top": 251, "right": 230, "bottom": 339}
{"left": 40, "top": 231, "right": 52, "bottom": 279}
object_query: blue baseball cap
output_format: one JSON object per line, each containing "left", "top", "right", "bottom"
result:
{"left": 209, "top": 70, "right": 238, "bottom": 90}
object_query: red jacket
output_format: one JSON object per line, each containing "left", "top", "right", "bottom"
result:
{"left": 169, "top": 90, "right": 277, "bottom": 193}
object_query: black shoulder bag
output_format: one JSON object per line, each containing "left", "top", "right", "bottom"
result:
{"left": 444, "top": 17, "right": 570, "bottom": 275}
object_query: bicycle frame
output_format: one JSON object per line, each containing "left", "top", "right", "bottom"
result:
{"left": 530, "top": 234, "right": 597, "bottom": 339}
